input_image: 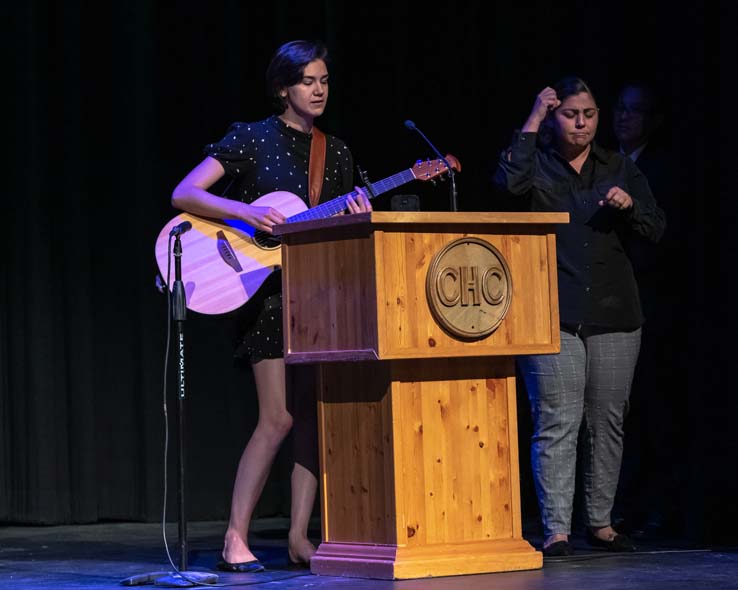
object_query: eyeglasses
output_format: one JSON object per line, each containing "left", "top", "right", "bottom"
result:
{"left": 614, "top": 103, "right": 648, "bottom": 116}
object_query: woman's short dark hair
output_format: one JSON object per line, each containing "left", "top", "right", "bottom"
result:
{"left": 265, "top": 40, "right": 329, "bottom": 113}
{"left": 553, "top": 76, "right": 596, "bottom": 104}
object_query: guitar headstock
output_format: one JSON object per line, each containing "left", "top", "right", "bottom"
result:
{"left": 410, "top": 154, "right": 461, "bottom": 181}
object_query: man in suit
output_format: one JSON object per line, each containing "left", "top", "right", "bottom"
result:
{"left": 614, "top": 84, "right": 669, "bottom": 198}
{"left": 612, "top": 82, "right": 685, "bottom": 541}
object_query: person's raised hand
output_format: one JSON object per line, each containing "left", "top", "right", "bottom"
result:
{"left": 523, "top": 87, "right": 561, "bottom": 133}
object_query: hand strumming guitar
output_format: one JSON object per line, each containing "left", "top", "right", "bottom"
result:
{"left": 239, "top": 203, "right": 287, "bottom": 234}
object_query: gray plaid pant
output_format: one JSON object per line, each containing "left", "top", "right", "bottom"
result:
{"left": 518, "top": 326, "right": 641, "bottom": 537}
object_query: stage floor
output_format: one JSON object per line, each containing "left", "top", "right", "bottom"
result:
{"left": 1, "top": 519, "right": 736, "bottom": 590}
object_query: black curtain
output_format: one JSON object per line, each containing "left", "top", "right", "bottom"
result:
{"left": 4, "top": 0, "right": 737, "bottom": 545}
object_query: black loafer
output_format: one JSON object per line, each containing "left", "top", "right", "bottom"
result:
{"left": 586, "top": 529, "right": 636, "bottom": 552}
{"left": 215, "top": 558, "right": 265, "bottom": 573}
{"left": 542, "top": 540, "right": 574, "bottom": 557}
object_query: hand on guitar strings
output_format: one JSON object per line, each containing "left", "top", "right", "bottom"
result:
{"left": 345, "top": 187, "right": 372, "bottom": 214}
{"left": 242, "top": 203, "right": 287, "bottom": 234}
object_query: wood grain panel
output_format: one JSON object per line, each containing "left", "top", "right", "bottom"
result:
{"left": 282, "top": 214, "right": 564, "bottom": 362}
{"left": 390, "top": 358, "right": 517, "bottom": 546}
{"left": 377, "top": 229, "right": 558, "bottom": 358}
{"left": 312, "top": 357, "right": 540, "bottom": 579}
{"left": 318, "top": 362, "right": 395, "bottom": 544}
{"left": 312, "top": 538, "right": 541, "bottom": 579}
{"left": 275, "top": 211, "right": 569, "bottom": 235}
{"left": 283, "top": 233, "right": 378, "bottom": 358}
{"left": 282, "top": 214, "right": 559, "bottom": 578}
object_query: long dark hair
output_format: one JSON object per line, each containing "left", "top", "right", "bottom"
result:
{"left": 265, "top": 40, "right": 329, "bottom": 113}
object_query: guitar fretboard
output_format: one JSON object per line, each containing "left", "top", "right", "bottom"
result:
{"left": 286, "top": 169, "right": 417, "bottom": 223}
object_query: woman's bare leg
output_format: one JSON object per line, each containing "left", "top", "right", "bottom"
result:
{"left": 222, "top": 358, "right": 291, "bottom": 563}
{"left": 287, "top": 463, "right": 318, "bottom": 563}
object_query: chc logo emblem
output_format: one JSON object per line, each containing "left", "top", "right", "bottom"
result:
{"left": 425, "top": 237, "right": 512, "bottom": 340}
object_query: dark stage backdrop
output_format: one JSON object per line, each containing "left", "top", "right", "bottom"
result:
{"left": 4, "top": 1, "right": 737, "bottom": 545}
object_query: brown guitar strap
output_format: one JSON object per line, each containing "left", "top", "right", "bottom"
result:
{"left": 308, "top": 126, "right": 327, "bottom": 208}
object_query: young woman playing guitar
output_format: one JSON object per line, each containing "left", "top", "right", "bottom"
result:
{"left": 171, "top": 40, "right": 371, "bottom": 572}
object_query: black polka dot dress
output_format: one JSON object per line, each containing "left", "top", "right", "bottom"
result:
{"left": 204, "top": 115, "right": 354, "bottom": 362}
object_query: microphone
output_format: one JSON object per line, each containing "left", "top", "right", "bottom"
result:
{"left": 404, "top": 120, "right": 458, "bottom": 211}
{"left": 169, "top": 221, "right": 192, "bottom": 237}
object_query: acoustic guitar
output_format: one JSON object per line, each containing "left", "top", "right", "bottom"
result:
{"left": 155, "top": 155, "right": 461, "bottom": 315}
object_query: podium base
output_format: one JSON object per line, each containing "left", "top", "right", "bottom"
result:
{"left": 310, "top": 538, "right": 542, "bottom": 579}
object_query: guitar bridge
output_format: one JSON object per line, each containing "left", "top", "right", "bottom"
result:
{"left": 217, "top": 231, "right": 243, "bottom": 272}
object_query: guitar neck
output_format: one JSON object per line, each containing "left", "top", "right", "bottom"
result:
{"left": 286, "top": 168, "right": 417, "bottom": 223}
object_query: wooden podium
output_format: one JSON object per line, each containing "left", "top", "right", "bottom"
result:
{"left": 275, "top": 212, "right": 568, "bottom": 579}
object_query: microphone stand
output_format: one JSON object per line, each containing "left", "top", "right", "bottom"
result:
{"left": 172, "top": 236, "right": 189, "bottom": 574}
{"left": 121, "top": 233, "right": 215, "bottom": 587}
{"left": 405, "top": 122, "right": 458, "bottom": 212}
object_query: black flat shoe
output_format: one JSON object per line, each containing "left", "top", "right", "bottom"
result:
{"left": 586, "top": 529, "right": 636, "bottom": 552}
{"left": 215, "top": 558, "right": 265, "bottom": 573}
{"left": 542, "top": 540, "right": 574, "bottom": 557}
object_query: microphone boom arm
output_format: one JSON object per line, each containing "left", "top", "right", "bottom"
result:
{"left": 405, "top": 120, "right": 458, "bottom": 212}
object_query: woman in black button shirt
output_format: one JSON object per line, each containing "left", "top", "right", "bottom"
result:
{"left": 494, "top": 77, "right": 665, "bottom": 557}
{"left": 172, "top": 40, "right": 370, "bottom": 571}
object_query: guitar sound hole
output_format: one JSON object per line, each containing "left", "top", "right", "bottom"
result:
{"left": 254, "top": 230, "right": 281, "bottom": 250}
